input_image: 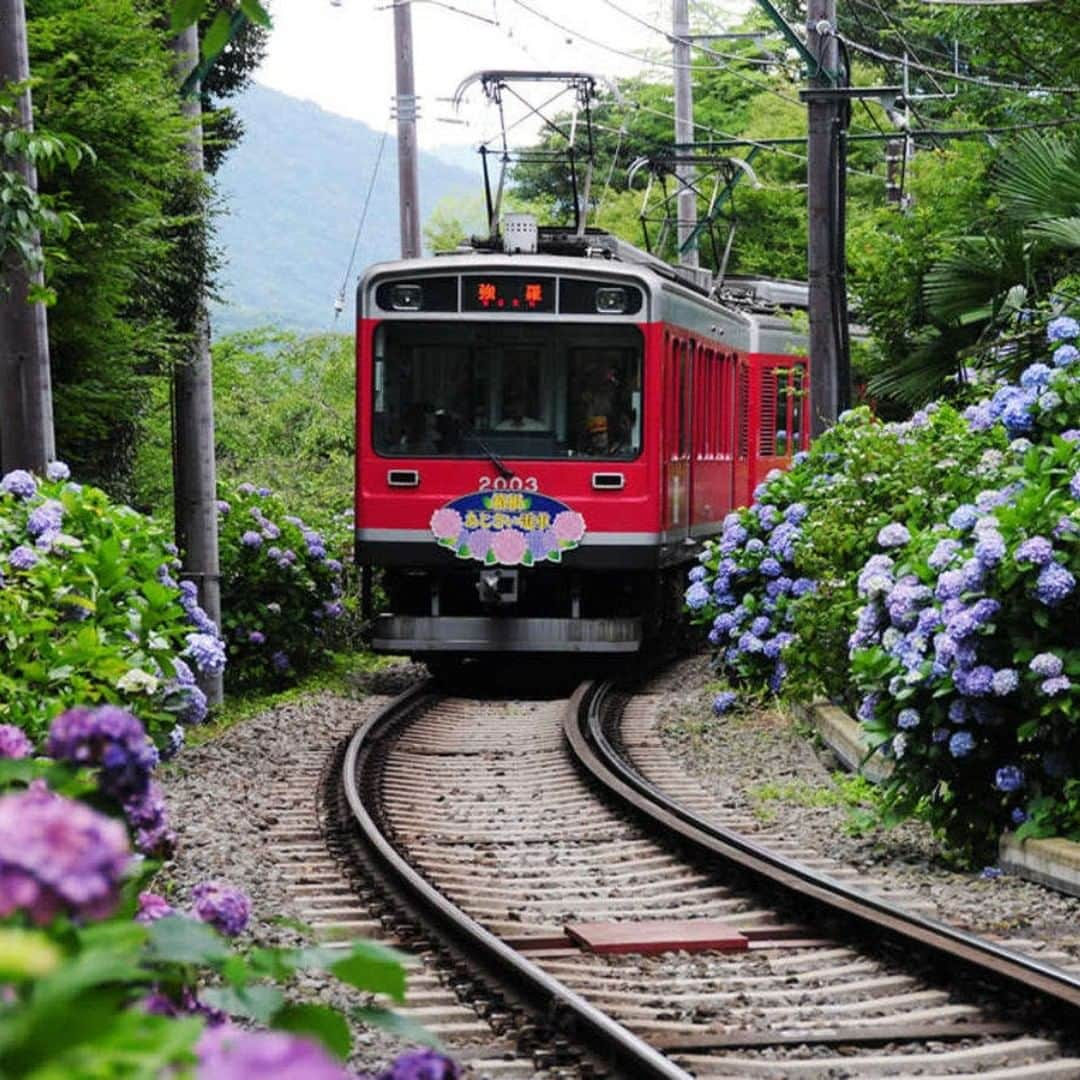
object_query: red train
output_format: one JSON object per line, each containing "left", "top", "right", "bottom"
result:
{"left": 354, "top": 224, "right": 808, "bottom": 662}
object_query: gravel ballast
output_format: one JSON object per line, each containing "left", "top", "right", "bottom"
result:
{"left": 655, "top": 655, "right": 1080, "bottom": 967}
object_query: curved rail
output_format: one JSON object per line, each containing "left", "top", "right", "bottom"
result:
{"left": 565, "top": 680, "right": 1080, "bottom": 1019}
{"left": 340, "top": 681, "right": 691, "bottom": 1080}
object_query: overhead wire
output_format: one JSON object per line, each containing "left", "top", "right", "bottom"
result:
{"left": 334, "top": 125, "right": 390, "bottom": 324}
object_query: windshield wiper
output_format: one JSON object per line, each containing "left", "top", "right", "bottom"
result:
{"left": 466, "top": 431, "right": 515, "bottom": 480}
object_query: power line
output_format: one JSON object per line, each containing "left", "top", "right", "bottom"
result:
{"left": 335, "top": 125, "right": 390, "bottom": 323}
{"left": 838, "top": 32, "right": 1080, "bottom": 94}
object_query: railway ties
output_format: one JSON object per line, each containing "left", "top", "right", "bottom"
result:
{"left": 338, "top": 677, "right": 1080, "bottom": 1077}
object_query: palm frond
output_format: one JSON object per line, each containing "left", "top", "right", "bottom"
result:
{"left": 1026, "top": 216, "right": 1080, "bottom": 250}
{"left": 995, "top": 131, "right": 1080, "bottom": 225}
{"left": 922, "top": 232, "right": 1029, "bottom": 323}
{"left": 864, "top": 327, "right": 968, "bottom": 409}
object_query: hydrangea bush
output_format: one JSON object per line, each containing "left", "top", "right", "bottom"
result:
{"left": 686, "top": 312, "right": 1080, "bottom": 858}
{"left": 0, "top": 466, "right": 222, "bottom": 749}
{"left": 0, "top": 704, "right": 458, "bottom": 1078}
{"left": 216, "top": 483, "right": 352, "bottom": 689}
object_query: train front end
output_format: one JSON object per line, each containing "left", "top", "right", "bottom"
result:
{"left": 354, "top": 254, "right": 666, "bottom": 660}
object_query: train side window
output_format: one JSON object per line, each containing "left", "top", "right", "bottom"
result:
{"left": 759, "top": 368, "right": 778, "bottom": 457}
{"left": 790, "top": 366, "right": 805, "bottom": 452}
{"left": 679, "top": 340, "right": 692, "bottom": 459}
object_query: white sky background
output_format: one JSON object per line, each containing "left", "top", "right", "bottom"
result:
{"left": 255, "top": 0, "right": 752, "bottom": 148}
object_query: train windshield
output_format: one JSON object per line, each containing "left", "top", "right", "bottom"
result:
{"left": 372, "top": 322, "right": 643, "bottom": 459}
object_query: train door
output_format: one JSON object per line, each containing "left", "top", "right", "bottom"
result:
{"left": 733, "top": 355, "right": 752, "bottom": 507}
{"left": 662, "top": 333, "right": 691, "bottom": 535}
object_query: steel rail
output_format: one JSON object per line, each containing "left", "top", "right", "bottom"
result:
{"left": 566, "top": 680, "right": 1080, "bottom": 1018}
{"left": 340, "top": 680, "right": 691, "bottom": 1080}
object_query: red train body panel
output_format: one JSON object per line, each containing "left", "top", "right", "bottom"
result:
{"left": 354, "top": 239, "right": 807, "bottom": 657}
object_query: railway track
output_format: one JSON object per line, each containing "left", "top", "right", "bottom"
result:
{"left": 331, "top": 673, "right": 1080, "bottom": 1077}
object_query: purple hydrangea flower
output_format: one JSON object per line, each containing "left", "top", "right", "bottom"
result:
{"left": 192, "top": 881, "right": 251, "bottom": 937}
{"left": 994, "top": 765, "right": 1024, "bottom": 793}
{"left": 948, "top": 699, "right": 969, "bottom": 724}
{"left": 928, "top": 539, "right": 961, "bottom": 571}
{"left": 26, "top": 499, "right": 64, "bottom": 538}
{"left": 949, "top": 731, "right": 976, "bottom": 758}
{"left": 196, "top": 1026, "right": 350, "bottom": 1080}
{"left": 688, "top": 565, "right": 708, "bottom": 583}
{"left": 9, "top": 545, "right": 38, "bottom": 570}
{"left": 750, "top": 616, "right": 771, "bottom": 637}
{"left": 45, "top": 461, "right": 70, "bottom": 481}
{"left": 271, "top": 650, "right": 290, "bottom": 673}
{"left": 932, "top": 727, "right": 949, "bottom": 743}
{"left": 955, "top": 665, "right": 994, "bottom": 698}
{"left": 0, "top": 724, "right": 33, "bottom": 759}
{"left": 124, "top": 782, "right": 174, "bottom": 856}
{"left": 381, "top": 1049, "right": 462, "bottom": 1080}
{"left": 712, "top": 691, "right": 737, "bottom": 715}
{"left": 974, "top": 532, "right": 1006, "bottom": 568}
{"left": 0, "top": 469, "right": 36, "bottom": 499}
{"left": 1071, "top": 472, "right": 1080, "bottom": 500}
{"left": 240, "top": 530, "right": 262, "bottom": 549}
{"left": 1041, "top": 675, "right": 1072, "bottom": 696}
{"left": 1029, "top": 652, "right": 1063, "bottom": 678}
{"left": 172, "top": 657, "right": 196, "bottom": 686}
{"left": 136, "top": 892, "right": 175, "bottom": 924}
{"left": 1015, "top": 536, "right": 1054, "bottom": 566}
{"left": 162, "top": 724, "right": 185, "bottom": 761}
{"left": 48, "top": 706, "right": 158, "bottom": 800}
{"left": 179, "top": 685, "right": 209, "bottom": 726}
{"left": 877, "top": 522, "right": 910, "bottom": 548}
{"left": 257, "top": 486, "right": 271, "bottom": 497}
{"left": 0, "top": 785, "right": 130, "bottom": 924}
{"left": 1035, "top": 562, "right": 1075, "bottom": 606}
{"left": 237, "top": 482, "right": 256, "bottom": 495}
{"left": 185, "top": 633, "right": 227, "bottom": 676}
{"left": 216, "top": 500, "right": 230, "bottom": 515}
{"left": 1047, "top": 315, "right": 1080, "bottom": 342}
{"left": 712, "top": 613, "right": 737, "bottom": 635}
{"left": 248, "top": 630, "right": 266, "bottom": 645}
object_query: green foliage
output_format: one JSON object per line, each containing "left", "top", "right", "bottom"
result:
{"left": 215, "top": 481, "right": 354, "bottom": 691}
{"left": 0, "top": 470, "right": 209, "bottom": 748}
{"left": 135, "top": 330, "right": 356, "bottom": 532}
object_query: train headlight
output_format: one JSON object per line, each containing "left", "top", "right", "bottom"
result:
{"left": 595, "top": 287, "right": 628, "bottom": 314}
{"left": 390, "top": 284, "right": 423, "bottom": 310}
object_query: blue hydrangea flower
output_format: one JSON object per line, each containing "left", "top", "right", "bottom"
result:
{"left": 738, "top": 632, "right": 764, "bottom": 654}
{"left": 45, "top": 461, "right": 70, "bottom": 482}
{"left": 994, "top": 765, "right": 1024, "bottom": 793}
{"left": 0, "top": 470, "right": 36, "bottom": 499}
{"left": 745, "top": 538, "right": 765, "bottom": 555}
{"left": 948, "top": 505, "right": 978, "bottom": 531}
{"left": 965, "top": 404, "right": 994, "bottom": 432}
{"left": 688, "top": 565, "right": 707, "bottom": 583}
{"left": 980, "top": 866, "right": 1003, "bottom": 881}
{"left": 1040, "top": 675, "right": 1071, "bottom": 696}
{"left": 948, "top": 699, "right": 969, "bottom": 724}
{"left": 1071, "top": 472, "right": 1080, "bottom": 500}
{"left": 241, "top": 530, "right": 262, "bottom": 548}
{"left": 184, "top": 633, "right": 226, "bottom": 676}
{"left": 897, "top": 708, "right": 920, "bottom": 730}
{"left": 8, "top": 545, "right": 38, "bottom": 570}
{"left": 1035, "top": 562, "right": 1075, "bottom": 606}
{"left": 759, "top": 557, "right": 782, "bottom": 578}
{"left": 877, "top": 522, "right": 910, "bottom": 548}
{"left": 955, "top": 665, "right": 994, "bottom": 697}
{"left": 26, "top": 500, "right": 64, "bottom": 539}
{"left": 934, "top": 569, "right": 966, "bottom": 602}
{"left": 1053, "top": 344, "right": 1078, "bottom": 368}
{"left": 685, "top": 582, "right": 710, "bottom": 609}
{"left": 750, "top": 616, "right": 771, "bottom": 637}
{"left": 990, "top": 668, "right": 1019, "bottom": 696}
{"left": 1011, "top": 807, "right": 1027, "bottom": 825}
{"left": 949, "top": 730, "right": 976, "bottom": 758}
{"left": 1019, "top": 363, "right": 1052, "bottom": 390}
{"left": 928, "top": 539, "right": 961, "bottom": 571}
{"left": 712, "top": 691, "right": 737, "bottom": 716}
{"left": 1047, "top": 315, "right": 1079, "bottom": 342}
{"left": 1015, "top": 536, "right": 1053, "bottom": 566}
{"left": 1023, "top": 648, "right": 1058, "bottom": 673}
{"left": 793, "top": 450, "right": 809, "bottom": 465}
{"left": 1038, "top": 390, "right": 1062, "bottom": 412}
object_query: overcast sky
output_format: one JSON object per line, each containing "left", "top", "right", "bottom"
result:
{"left": 255, "top": 0, "right": 751, "bottom": 148}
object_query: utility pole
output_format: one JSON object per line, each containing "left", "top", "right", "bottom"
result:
{"left": 806, "top": 0, "right": 844, "bottom": 435}
{"left": 393, "top": 0, "right": 421, "bottom": 258}
{"left": 672, "top": 0, "right": 698, "bottom": 269}
{"left": 171, "top": 25, "right": 223, "bottom": 706}
{"left": 0, "top": 0, "right": 55, "bottom": 475}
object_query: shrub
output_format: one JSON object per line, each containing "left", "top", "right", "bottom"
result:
{"left": 216, "top": 482, "right": 350, "bottom": 690}
{"left": 0, "top": 704, "right": 457, "bottom": 1077}
{"left": 0, "top": 465, "right": 221, "bottom": 750}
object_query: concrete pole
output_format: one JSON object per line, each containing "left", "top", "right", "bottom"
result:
{"left": 0, "top": 0, "right": 55, "bottom": 475}
{"left": 393, "top": 0, "right": 421, "bottom": 258}
{"left": 171, "top": 25, "right": 223, "bottom": 706}
{"left": 673, "top": 0, "right": 698, "bottom": 269}
{"left": 806, "top": 0, "right": 841, "bottom": 436}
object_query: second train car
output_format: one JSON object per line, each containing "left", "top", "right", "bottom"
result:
{"left": 354, "top": 223, "right": 807, "bottom": 661}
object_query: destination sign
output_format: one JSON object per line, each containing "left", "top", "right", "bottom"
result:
{"left": 462, "top": 275, "right": 555, "bottom": 313}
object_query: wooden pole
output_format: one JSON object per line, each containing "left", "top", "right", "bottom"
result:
{"left": 171, "top": 24, "right": 222, "bottom": 706}
{"left": 0, "top": 0, "right": 55, "bottom": 474}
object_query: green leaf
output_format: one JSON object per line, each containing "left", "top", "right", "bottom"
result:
{"left": 145, "top": 916, "right": 231, "bottom": 966}
{"left": 201, "top": 983, "right": 284, "bottom": 1024}
{"left": 201, "top": 9, "right": 232, "bottom": 62}
{"left": 238, "top": 0, "right": 273, "bottom": 27}
{"left": 272, "top": 1003, "right": 351, "bottom": 1059}
{"left": 329, "top": 941, "right": 408, "bottom": 1002}
{"left": 170, "top": 0, "right": 208, "bottom": 32}
{"left": 352, "top": 1005, "right": 442, "bottom": 1047}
